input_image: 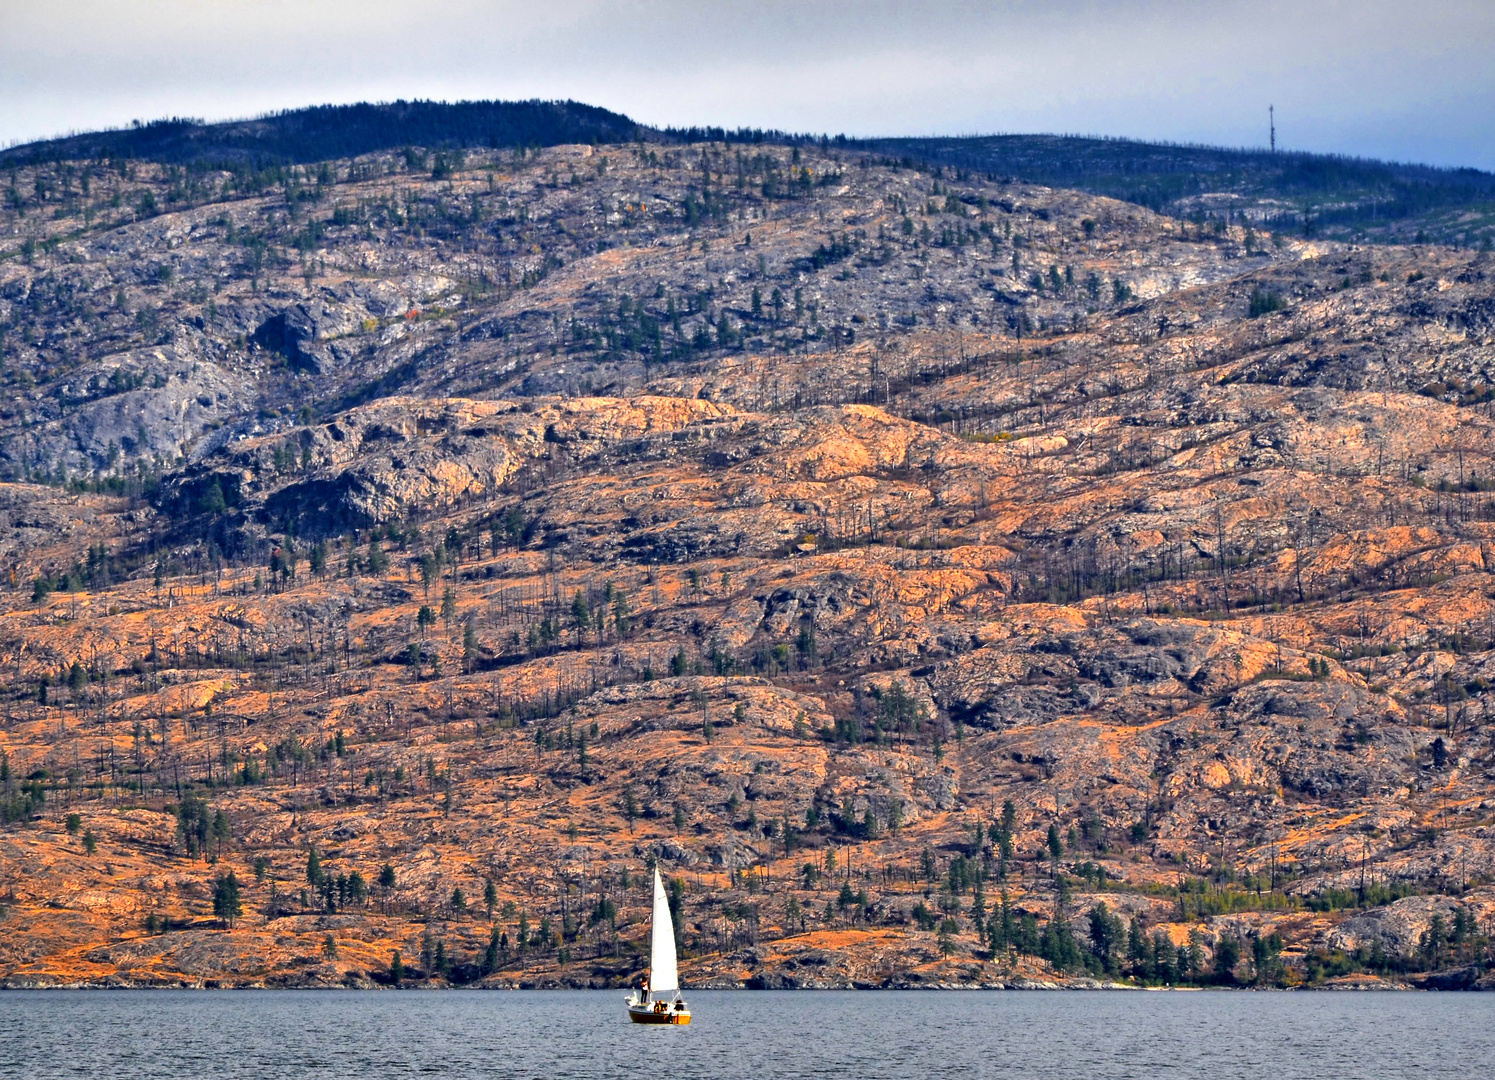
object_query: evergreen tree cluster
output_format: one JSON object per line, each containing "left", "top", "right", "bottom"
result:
{"left": 858, "top": 133, "right": 1495, "bottom": 237}
{"left": 1, "top": 100, "right": 644, "bottom": 169}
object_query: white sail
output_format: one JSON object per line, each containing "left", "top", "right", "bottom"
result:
{"left": 648, "top": 867, "right": 678, "bottom": 994}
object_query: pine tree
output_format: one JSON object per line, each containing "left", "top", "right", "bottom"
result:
{"left": 1087, "top": 903, "right": 1123, "bottom": 974}
{"left": 211, "top": 808, "right": 231, "bottom": 853}
{"left": 463, "top": 620, "right": 479, "bottom": 672}
{"left": 1154, "top": 931, "right": 1178, "bottom": 983}
{"left": 611, "top": 590, "right": 631, "bottom": 637}
{"left": 1017, "top": 912, "right": 1040, "bottom": 954}
{"left": 1213, "top": 933, "right": 1241, "bottom": 984}
{"left": 623, "top": 787, "right": 639, "bottom": 832}
{"left": 666, "top": 877, "right": 686, "bottom": 944}
{"left": 1127, "top": 917, "right": 1146, "bottom": 975}
{"left": 937, "top": 918, "right": 958, "bottom": 958}
{"left": 992, "top": 891, "right": 1015, "bottom": 953}
{"left": 483, "top": 927, "right": 501, "bottom": 974}
{"left": 1040, "top": 913, "right": 1080, "bottom": 971}
{"left": 212, "top": 872, "right": 243, "bottom": 927}
{"left": 306, "top": 847, "right": 322, "bottom": 886}
{"left": 838, "top": 882, "right": 856, "bottom": 912}
{"left": 366, "top": 539, "right": 389, "bottom": 577}
{"left": 570, "top": 589, "right": 590, "bottom": 642}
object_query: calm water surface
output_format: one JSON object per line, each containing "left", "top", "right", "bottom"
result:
{"left": 0, "top": 989, "right": 1489, "bottom": 1079}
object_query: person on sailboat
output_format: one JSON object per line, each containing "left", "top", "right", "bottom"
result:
{"left": 626, "top": 867, "right": 690, "bottom": 1024}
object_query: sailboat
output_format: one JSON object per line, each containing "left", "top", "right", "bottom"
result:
{"left": 625, "top": 868, "right": 691, "bottom": 1024}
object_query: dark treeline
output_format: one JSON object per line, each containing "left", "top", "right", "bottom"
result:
{"left": 7, "top": 97, "right": 1491, "bottom": 237}
{"left": 0, "top": 99, "right": 644, "bottom": 169}
{"left": 854, "top": 134, "right": 1495, "bottom": 232}
{"left": 660, "top": 125, "right": 851, "bottom": 148}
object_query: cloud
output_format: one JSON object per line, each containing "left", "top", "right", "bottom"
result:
{"left": 3, "top": 0, "right": 1492, "bottom": 167}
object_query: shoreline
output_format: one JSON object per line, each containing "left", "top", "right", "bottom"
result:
{"left": 1, "top": 975, "right": 1485, "bottom": 991}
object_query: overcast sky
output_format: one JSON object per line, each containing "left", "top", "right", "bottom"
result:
{"left": 3, "top": 0, "right": 1493, "bottom": 168}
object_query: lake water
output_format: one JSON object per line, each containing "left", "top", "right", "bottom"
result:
{"left": 0, "top": 989, "right": 1490, "bottom": 1079}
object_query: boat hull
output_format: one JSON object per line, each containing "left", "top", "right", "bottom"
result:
{"left": 628, "top": 1004, "right": 691, "bottom": 1025}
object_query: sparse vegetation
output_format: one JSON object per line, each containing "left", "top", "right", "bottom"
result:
{"left": 0, "top": 112, "right": 1491, "bottom": 990}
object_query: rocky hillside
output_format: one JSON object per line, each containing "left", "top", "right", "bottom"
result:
{"left": 862, "top": 134, "right": 1495, "bottom": 247}
{"left": 0, "top": 129, "right": 1493, "bottom": 990}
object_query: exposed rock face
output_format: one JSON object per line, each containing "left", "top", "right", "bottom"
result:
{"left": 0, "top": 140, "right": 1493, "bottom": 990}
{"left": 1326, "top": 896, "right": 1468, "bottom": 957}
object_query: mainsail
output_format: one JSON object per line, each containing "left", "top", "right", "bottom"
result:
{"left": 648, "top": 867, "right": 678, "bottom": 994}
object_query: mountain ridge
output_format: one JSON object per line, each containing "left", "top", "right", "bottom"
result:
{"left": 0, "top": 99, "right": 646, "bottom": 168}
{"left": 7, "top": 98, "right": 1494, "bottom": 245}
{"left": 0, "top": 124, "right": 1493, "bottom": 991}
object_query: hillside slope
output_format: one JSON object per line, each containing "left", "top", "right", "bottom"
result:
{"left": 861, "top": 134, "right": 1495, "bottom": 246}
{"left": 0, "top": 134, "right": 1493, "bottom": 990}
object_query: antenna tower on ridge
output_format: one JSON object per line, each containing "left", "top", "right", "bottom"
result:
{"left": 1270, "top": 105, "right": 1276, "bottom": 153}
